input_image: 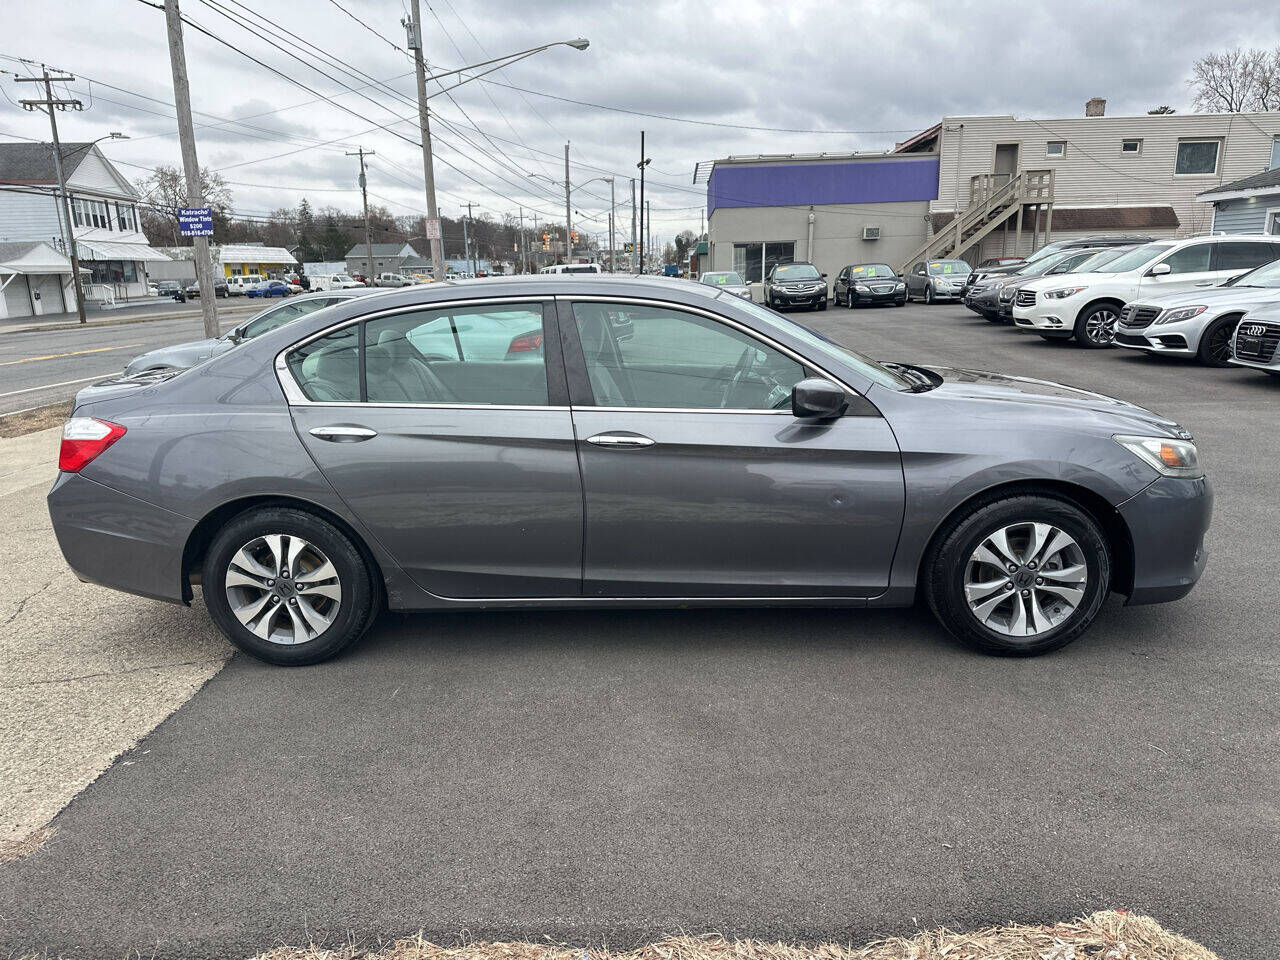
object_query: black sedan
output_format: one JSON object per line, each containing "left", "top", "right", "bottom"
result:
{"left": 834, "top": 263, "right": 907, "bottom": 307}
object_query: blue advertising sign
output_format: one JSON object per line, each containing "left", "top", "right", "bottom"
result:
{"left": 178, "top": 207, "right": 214, "bottom": 237}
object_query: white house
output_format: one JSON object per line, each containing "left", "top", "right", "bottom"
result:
{"left": 0, "top": 141, "right": 169, "bottom": 310}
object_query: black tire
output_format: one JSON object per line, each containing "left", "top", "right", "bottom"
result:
{"left": 895, "top": 298, "right": 906, "bottom": 307}
{"left": 202, "top": 506, "right": 378, "bottom": 666}
{"left": 924, "top": 285, "right": 935, "bottom": 305}
{"left": 923, "top": 493, "right": 1111, "bottom": 656}
{"left": 816, "top": 299, "right": 828, "bottom": 311}
{"left": 1197, "top": 315, "right": 1239, "bottom": 367}
{"left": 984, "top": 311, "right": 1003, "bottom": 323}
{"left": 1074, "top": 303, "right": 1119, "bottom": 348}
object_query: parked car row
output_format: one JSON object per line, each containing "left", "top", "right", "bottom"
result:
{"left": 960, "top": 233, "right": 1280, "bottom": 377}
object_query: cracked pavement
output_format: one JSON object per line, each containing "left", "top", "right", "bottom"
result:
{"left": 0, "top": 426, "right": 230, "bottom": 851}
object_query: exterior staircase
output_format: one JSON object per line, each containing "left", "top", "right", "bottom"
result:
{"left": 898, "top": 169, "right": 1055, "bottom": 271}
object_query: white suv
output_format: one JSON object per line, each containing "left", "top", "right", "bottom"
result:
{"left": 1011, "top": 235, "right": 1280, "bottom": 348}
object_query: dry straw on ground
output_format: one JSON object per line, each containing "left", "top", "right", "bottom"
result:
{"left": 0, "top": 402, "right": 71, "bottom": 439}
{"left": 252, "top": 911, "right": 1220, "bottom": 960}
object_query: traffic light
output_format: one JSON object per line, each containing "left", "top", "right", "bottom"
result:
{"left": 570, "top": 231, "right": 579, "bottom": 243}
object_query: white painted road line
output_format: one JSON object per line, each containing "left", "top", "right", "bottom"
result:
{"left": 0, "top": 375, "right": 112, "bottom": 400}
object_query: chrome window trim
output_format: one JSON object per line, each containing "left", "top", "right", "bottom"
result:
{"left": 556, "top": 293, "right": 863, "bottom": 400}
{"left": 275, "top": 295, "right": 555, "bottom": 406}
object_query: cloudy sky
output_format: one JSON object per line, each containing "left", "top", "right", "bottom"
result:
{"left": 2, "top": 0, "right": 1277, "bottom": 249}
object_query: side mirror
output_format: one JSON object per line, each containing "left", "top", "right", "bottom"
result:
{"left": 792, "top": 377, "right": 848, "bottom": 420}
{"left": 1149, "top": 262, "right": 1171, "bottom": 276}
{"left": 820, "top": 273, "right": 828, "bottom": 279}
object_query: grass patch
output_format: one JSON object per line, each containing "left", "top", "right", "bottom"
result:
{"left": 0, "top": 826, "right": 56, "bottom": 864}
{"left": 252, "top": 911, "right": 1220, "bottom": 960}
{"left": 0, "top": 401, "right": 71, "bottom": 439}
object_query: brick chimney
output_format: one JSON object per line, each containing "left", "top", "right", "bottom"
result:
{"left": 1085, "top": 98, "right": 1107, "bottom": 117}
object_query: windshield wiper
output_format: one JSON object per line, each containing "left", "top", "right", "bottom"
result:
{"left": 880, "top": 361, "right": 937, "bottom": 392}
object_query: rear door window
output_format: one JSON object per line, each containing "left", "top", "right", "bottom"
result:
{"left": 1213, "top": 241, "right": 1280, "bottom": 273}
{"left": 1158, "top": 243, "right": 1212, "bottom": 274}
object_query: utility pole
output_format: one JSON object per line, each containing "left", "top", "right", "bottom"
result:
{"left": 406, "top": 0, "right": 445, "bottom": 282}
{"left": 347, "top": 147, "right": 376, "bottom": 283}
{"left": 161, "top": 1, "right": 220, "bottom": 338}
{"left": 636, "top": 132, "right": 650, "bottom": 274}
{"left": 464, "top": 202, "right": 479, "bottom": 275}
{"left": 465, "top": 203, "right": 476, "bottom": 276}
{"left": 606, "top": 177, "right": 615, "bottom": 273}
{"left": 517, "top": 206, "right": 526, "bottom": 274}
{"left": 563, "top": 142, "right": 573, "bottom": 263}
{"left": 647, "top": 200, "right": 652, "bottom": 273}
{"left": 16, "top": 67, "right": 87, "bottom": 323}
{"left": 630, "top": 178, "right": 637, "bottom": 274}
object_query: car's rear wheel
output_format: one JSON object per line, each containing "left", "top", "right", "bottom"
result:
{"left": 923, "top": 493, "right": 1110, "bottom": 656}
{"left": 1075, "top": 303, "right": 1119, "bottom": 348}
{"left": 202, "top": 507, "right": 378, "bottom": 666}
{"left": 1197, "top": 315, "right": 1238, "bottom": 367}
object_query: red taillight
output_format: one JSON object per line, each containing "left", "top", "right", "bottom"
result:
{"left": 506, "top": 330, "right": 543, "bottom": 354}
{"left": 59, "top": 417, "right": 126, "bottom": 473}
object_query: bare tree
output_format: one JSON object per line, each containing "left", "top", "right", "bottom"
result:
{"left": 1147, "top": 105, "right": 1176, "bottom": 114}
{"left": 1190, "top": 46, "right": 1280, "bottom": 112}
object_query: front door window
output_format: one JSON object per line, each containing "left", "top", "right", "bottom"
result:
{"left": 571, "top": 302, "right": 804, "bottom": 410}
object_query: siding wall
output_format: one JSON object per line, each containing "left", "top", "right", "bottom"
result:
{"left": 66, "top": 150, "right": 135, "bottom": 197}
{"left": 0, "top": 192, "right": 63, "bottom": 243}
{"left": 1210, "top": 195, "right": 1280, "bottom": 234}
{"left": 935, "top": 112, "right": 1280, "bottom": 234}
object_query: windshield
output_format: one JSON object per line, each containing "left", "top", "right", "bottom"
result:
{"left": 1023, "top": 241, "right": 1071, "bottom": 264}
{"left": 735, "top": 298, "right": 911, "bottom": 391}
{"left": 701, "top": 272, "right": 745, "bottom": 286}
{"left": 1233, "top": 258, "right": 1280, "bottom": 288}
{"left": 1095, "top": 242, "right": 1172, "bottom": 273}
{"left": 927, "top": 260, "right": 971, "bottom": 276}
{"left": 1071, "top": 246, "right": 1134, "bottom": 273}
{"left": 334, "top": 275, "right": 355, "bottom": 283}
{"left": 848, "top": 264, "right": 897, "bottom": 279}
{"left": 774, "top": 264, "right": 820, "bottom": 281}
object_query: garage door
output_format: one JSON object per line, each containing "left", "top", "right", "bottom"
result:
{"left": 2, "top": 276, "right": 34, "bottom": 319}
{"left": 30, "top": 274, "right": 66, "bottom": 315}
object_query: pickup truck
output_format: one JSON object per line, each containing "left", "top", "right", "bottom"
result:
{"left": 374, "top": 272, "right": 414, "bottom": 287}
{"left": 310, "top": 273, "right": 365, "bottom": 291}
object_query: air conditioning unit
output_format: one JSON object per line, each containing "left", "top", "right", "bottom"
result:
{"left": 862, "top": 226, "right": 881, "bottom": 240}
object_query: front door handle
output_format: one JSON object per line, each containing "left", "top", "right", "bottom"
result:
{"left": 586, "top": 432, "right": 655, "bottom": 449}
{"left": 1194, "top": 281, "right": 1215, "bottom": 287}
{"left": 310, "top": 425, "right": 377, "bottom": 442}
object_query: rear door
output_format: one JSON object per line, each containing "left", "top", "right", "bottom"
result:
{"left": 559, "top": 296, "right": 904, "bottom": 598}
{"left": 283, "top": 297, "right": 583, "bottom": 599}
{"left": 1212, "top": 239, "right": 1280, "bottom": 282}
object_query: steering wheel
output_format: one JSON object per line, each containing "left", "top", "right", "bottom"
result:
{"left": 720, "top": 345, "right": 759, "bottom": 408}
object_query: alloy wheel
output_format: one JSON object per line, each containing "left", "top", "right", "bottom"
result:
{"left": 963, "top": 521, "right": 1087, "bottom": 637}
{"left": 1204, "top": 321, "right": 1235, "bottom": 365}
{"left": 1085, "top": 308, "right": 1118, "bottom": 345}
{"left": 225, "top": 533, "right": 343, "bottom": 645}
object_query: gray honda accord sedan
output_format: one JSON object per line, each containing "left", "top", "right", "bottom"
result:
{"left": 48, "top": 275, "right": 1211, "bottom": 665}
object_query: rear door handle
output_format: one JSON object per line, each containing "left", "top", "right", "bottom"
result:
{"left": 586, "top": 432, "right": 655, "bottom": 449}
{"left": 310, "top": 425, "right": 377, "bottom": 442}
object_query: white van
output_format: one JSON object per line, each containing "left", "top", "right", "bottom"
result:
{"left": 539, "top": 263, "right": 603, "bottom": 275}
{"left": 226, "top": 274, "right": 265, "bottom": 296}
{"left": 310, "top": 273, "right": 365, "bottom": 291}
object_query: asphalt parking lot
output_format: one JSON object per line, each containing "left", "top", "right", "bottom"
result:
{"left": 0, "top": 300, "right": 1276, "bottom": 960}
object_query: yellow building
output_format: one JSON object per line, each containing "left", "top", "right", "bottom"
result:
{"left": 218, "top": 244, "right": 296, "bottom": 278}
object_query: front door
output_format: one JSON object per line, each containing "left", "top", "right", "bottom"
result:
{"left": 834, "top": 267, "right": 850, "bottom": 303}
{"left": 994, "top": 143, "right": 1019, "bottom": 188}
{"left": 1135, "top": 241, "right": 1217, "bottom": 299}
{"left": 559, "top": 298, "right": 904, "bottom": 598}
{"left": 284, "top": 298, "right": 583, "bottom": 599}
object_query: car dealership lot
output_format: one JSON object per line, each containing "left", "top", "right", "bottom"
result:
{"left": 0, "top": 300, "right": 1275, "bottom": 960}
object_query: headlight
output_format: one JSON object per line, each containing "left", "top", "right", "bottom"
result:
{"left": 854, "top": 284, "right": 870, "bottom": 293}
{"left": 1154, "top": 305, "right": 1207, "bottom": 325}
{"left": 895, "top": 281, "right": 905, "bottom": 290}
{"left": 1043, "top": 286, "right": 1088, "bottom": 300}
{"left": 991, "top": 279, "right": 1008, "bottom": 289}
{"left": 1114, "top": 435, "right": 1203, "bottom": 479}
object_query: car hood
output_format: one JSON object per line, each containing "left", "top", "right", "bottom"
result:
{"left": 1127, "top": 285, "right": 1280, "bottom": 311}
{"left": 123, "top": 337, "right": 224, "bottom": 374}
{"left": 913, "top": 364, "right": 1186, "bottom": 436}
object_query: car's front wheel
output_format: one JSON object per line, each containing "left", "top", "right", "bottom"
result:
{"left": 923, "top": 493, "right": 1111, "bottom": 656}
{"left": 202, "top": 506, "right": 378, "bottom": 665}
{"left": 924, "top": 285, "right": 935, "bottom": 304}
{"left": 1075, "top": 303, "right": 1119, "bottom": 348}
{"left": 1197, "top": 315, "right": 1238, "bottom": 367}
